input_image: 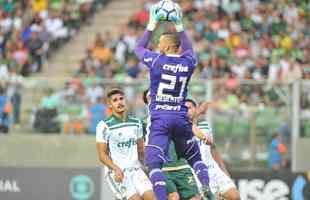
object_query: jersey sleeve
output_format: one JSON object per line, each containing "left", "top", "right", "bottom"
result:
{"left": 96, "top": 121, "right": 109, "bottom": 143}
{"left": 181, "top": 50, "right": 197, "bottom": 67}
{"left": 134, "top": 29, "right": 160, "bottom": 68}
{"left": 198, "top": 121, "right": 214, "bottom": 141}
{"left": 141, "top": 50, "right": 160, "bottom": 68}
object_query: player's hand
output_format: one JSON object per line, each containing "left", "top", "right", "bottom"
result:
{"left": 202, "top": 134, "right": 214, "bottom": 146}
{"left": 171, "top": 3, "right": 184, "bottom": 32}
{"left": 113, "top": 167, "right": 124, "bottom": 183}
{"left": 147, "top": 4, "right": 159, "bottom": 31}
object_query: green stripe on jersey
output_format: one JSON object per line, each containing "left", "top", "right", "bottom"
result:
{"left": 109, "top": 123, "right": 139, "bottom": 130}
{"left": 198, "top": 125, "right": 209, "bottom": 128}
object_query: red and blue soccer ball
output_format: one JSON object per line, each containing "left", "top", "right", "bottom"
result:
{"left": 155, "top": 0, "right": 180, "bottom": 22}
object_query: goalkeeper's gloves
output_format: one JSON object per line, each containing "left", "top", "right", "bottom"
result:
{"left": 147, "top": 5, "right": 159, "bottom": 31}
{"left": 171, "top": 3, "right": 184, "bottom": 32}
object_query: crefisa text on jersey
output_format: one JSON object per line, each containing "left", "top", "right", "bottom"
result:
{"left": 163, "top": 64, "right": 189, "bottom": 73}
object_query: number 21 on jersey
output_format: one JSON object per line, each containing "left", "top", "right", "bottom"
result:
{"left": 157, "top": 74, "right": 188, "bottom": 98}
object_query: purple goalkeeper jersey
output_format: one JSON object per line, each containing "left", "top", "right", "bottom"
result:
{"left": 135, "top": 30, "right": 197, "bottom": 115}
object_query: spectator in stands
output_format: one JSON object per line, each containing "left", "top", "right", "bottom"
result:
{"left": 88, "top": 96, "right": 106, "bottom": 134}
{"left": 7, "top": 65, "right": 23, "bottom": 126}
{"left": 85, "top": 80, "right": 104, "bottom": 104}
{"left": 126, "top": 57, "right": 141, "bottom": 79}
{"left": 268, "top": 132, "right": 288, "bottom": 171}
{"left": 0, "top": 84, "right": 11, "bottom": 133}
{"left": 91, "top": 33, "right": 112, "bottom": 64}
{"left": 26, "top": 31, "right": 44, "bottom": 73}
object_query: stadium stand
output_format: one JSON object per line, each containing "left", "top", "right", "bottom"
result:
{"left": 0, "top": 0, "right": 307, "bottom": 166}
{"left": 0, "top": 0, "right": 110, "bottom": 132}
{"left": 31, "top": 0, "right": 308, "bottom": 135}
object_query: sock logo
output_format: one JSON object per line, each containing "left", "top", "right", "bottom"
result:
{"left": 155, "top": 181, "right": 166, "bottom": 186}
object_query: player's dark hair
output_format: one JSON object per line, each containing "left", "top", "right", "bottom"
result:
{"left": 107, "top": 88, "right": 124, "bottom": 99}
{"left": 185, "top": 98, "right": 197, "bottom": 107}
{"left": 143, "top": 89, "right": 150, "bottom": 105}
{"left": 161, "top": 32, "right": 180, "bottom": 48}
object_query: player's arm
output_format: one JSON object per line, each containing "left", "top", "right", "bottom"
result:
{"left": 96, "top": 143, "right": 120, "bottom": 172}
{"left": 96, "top": 122, "right": 124, "bottom": 182}
{"left": 134, "top": 5, "right": 159, "bottom": 64}
{"left": 192, "top": 124, "right": 213, "bottom": 145}
{"left": 137, "top": 138, "right": 145, "bottom": 164}
{"left": 172, "top": 4, "right": 195, "bottom": 57}
{"left": 136, "top": 119, "right": 145, "bottom": 164}
{"left": 211, "top": 146, "right": 231, "bottom": 177}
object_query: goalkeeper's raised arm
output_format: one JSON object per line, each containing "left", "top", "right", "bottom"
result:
{"left": 134, "top": 5, "right": 159, "bottom": 63}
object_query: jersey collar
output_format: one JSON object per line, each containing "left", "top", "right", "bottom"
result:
{"left": 111, "top": 113, "right": 128, "bottom": 123}
{"left": 166, "top": 54, "right": 181, "bottom": 57}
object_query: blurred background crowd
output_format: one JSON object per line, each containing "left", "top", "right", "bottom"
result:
{"left": 0, "top": 0, "right": 308, "bottom": 169}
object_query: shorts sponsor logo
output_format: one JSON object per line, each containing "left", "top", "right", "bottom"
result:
{"left": 0, "top": 179, "right": 20, "bottom": 192}
{"left": 70, "top": 175, "right": 94, "bottom": 200}
{"left": 187, "top": 176, "right": 194, "bottom": 185}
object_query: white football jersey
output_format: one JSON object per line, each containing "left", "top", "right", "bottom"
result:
{"left": 196, "top": 121, "right": 217, "bottom": 168}
{"left": 96, "top": 115, "right": 143, "bottom": 170}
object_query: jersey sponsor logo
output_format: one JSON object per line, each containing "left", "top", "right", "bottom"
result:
{"left": 117, "top": 138, "right": 137, "bottom": 148}
{"left": 155, "top": 104, "right": 181, "bottom": 111}
{"left": 163, "top": 64, "right": 189, "bottom": 73}
{"left": 0, "top": 179, "right": 20, "bottom": 192}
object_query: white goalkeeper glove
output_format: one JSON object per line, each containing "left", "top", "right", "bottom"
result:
{"left": 171, "top": 3, "right": 184, "bottom": 32}
{"left": 147, "top": 5, "right": 159, "bottom": 31}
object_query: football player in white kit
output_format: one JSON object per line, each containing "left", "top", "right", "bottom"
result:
{"left": 96, "top": 88, "right": 155, "bottom": 200}
{"left": 185, "top": 99, "right": 240, "bottom": 200}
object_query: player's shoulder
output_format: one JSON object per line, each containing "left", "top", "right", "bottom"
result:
{"left": 127, "top": 116, "right": 143, "bottom": 125}
{"left": 143, "top": 50, "right": 161, "bottom": 63}
{"left": 96, "top": 120, "right": 108, "bottom": 135}
{"left": 102, "top": 116, "right": 118, "bottom": 128}
{"left": 181, "top": 50, "right": 197, "bottom": 65}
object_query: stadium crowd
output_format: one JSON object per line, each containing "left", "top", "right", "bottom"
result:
{"left": 0, "top": 0, "right": 306, "bottom": 137}
{"left": 41, "top": 0, "right": 308, "bottom": 134}
{"left": 77, "top": 0, "right": 309, "bottom": 82}
{"left": 0, "top": 0, "right": 108, "bottom": 133}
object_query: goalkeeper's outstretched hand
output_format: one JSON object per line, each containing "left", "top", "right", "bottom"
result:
{"left": 147, "top": 5, "right": 159, "bottom": 31}
{"left": 171, "top": 3, "right": 184, "bottom": 32}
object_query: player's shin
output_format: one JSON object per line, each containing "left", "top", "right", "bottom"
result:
{"left": 149, "top": 168, "right": 168, "bottom": 200}
{"left": 184, "top": 144, "right": 210, "bottom": 187}
{"left": 145, "top": 146, "right": 168, "bottom": 200}
{"left": 185, "top": 148, "right": 214, "bottom": 199}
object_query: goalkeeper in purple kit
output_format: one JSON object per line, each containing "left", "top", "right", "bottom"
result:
{"left": 134, "top": 4, "right": 212, "bottom": 200}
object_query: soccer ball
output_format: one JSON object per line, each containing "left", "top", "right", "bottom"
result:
{"left": 155, "top": 0, "right": 179, "bottom": 22}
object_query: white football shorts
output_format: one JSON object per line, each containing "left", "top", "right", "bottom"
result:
{"left": 106, "top": 167, "right": 153, "bottom": 199}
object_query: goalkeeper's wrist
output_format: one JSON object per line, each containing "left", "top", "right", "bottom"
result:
{"left": 175, "top": 23, "right": 184, "bottom": 32}
{"left": 147, "top": 21, "right": 156, "bottom": 31}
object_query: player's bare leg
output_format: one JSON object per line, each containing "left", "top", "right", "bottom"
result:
{"left": 129, "top": 194, "right": 143, "bottom": 200}
{"left": 142, "top": 190, "right": 156, "bottom": 200}
{"left": 168, "top": 192, "right": 180, "bottom": 200}
{"left": 222, "top": 188, "right": 240, "bottom": 200}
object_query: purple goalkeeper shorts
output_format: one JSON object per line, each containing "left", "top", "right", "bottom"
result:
{"left": 145, "top": 112, "right": 199, "bottom": 167}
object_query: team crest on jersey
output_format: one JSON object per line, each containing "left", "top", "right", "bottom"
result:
{"left": 118, "top": 132, "right": 122, "bottom": 137}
